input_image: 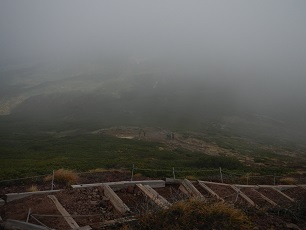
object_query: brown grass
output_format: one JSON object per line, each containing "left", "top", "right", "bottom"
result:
{"left": 88, "top": 168, "right": 109, "bottom": 173}
{"left": 133, "top": 173, "right": 142, "bottom": 177}
{"left": 279, "top": 177, "right": 297, "bottom": 185}
{"left": 185, "top": 175, "right": 197, "bottom": 181}
{"left": 134, "top": 200, "right": 252, "bottom": 230}
{"left": 44, "top": 168, "right": 79, "bottom": 185}
{"left": 88, "top": 168, "right": 130, "bottom": 173}
{"left": 27, "top": 185, "right": 38, "bottom": 192}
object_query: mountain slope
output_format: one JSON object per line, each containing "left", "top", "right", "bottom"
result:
{"left": 0, "top": 60, "right": 305, "bottom": 146}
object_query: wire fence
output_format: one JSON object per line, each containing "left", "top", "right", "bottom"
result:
{"left": 0, "top": 166, "right": 305, "bottom": 188}
{"left": 132, "top": 166, "right": 306, "bottom": 185}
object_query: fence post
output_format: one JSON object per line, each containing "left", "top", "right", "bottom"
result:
{"left": 172, "top": 167, "right": 176, "bottom": 179}
{"left": 26, "top": 208, "right": 31, "bottom": 222}
{"left": 273, "top": 174, "right": 276, "bottom": 185}
{"left": 131, "top": 164, "right": 135, "bottom": 181}
{"left": 219, "top": 167, "right": 223, "bottom": 183}
{"left": 246, "top": 175, "right": 249, "bottom": 185}
{"left": 51, "top": 170, "right": 55, "bottom": 190}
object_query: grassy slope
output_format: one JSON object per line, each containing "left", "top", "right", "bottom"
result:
{"left": 1, "top": 131, "right": 304, "bottom": 180}
{"left": 0, "top": 133, "right": 247, "bottom": 180}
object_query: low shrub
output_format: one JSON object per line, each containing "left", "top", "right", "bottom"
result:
{"left": 44, "top": 168, "right": 79, "bottom": 185}
{"left": 134, "top": 200, "right": 251, "bottom": 230}
{"left": 27, "top": 185, "right": 38, "bottom": 192}
{"left": 279, "top": 177, "right": 297, "bottom": 185}
{"left": 185, "top": 175, "right": 197, "bottom": 181}
{"left": 88, "top": 168, "right": 109, "bottom": 173}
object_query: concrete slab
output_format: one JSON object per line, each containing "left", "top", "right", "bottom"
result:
{"left": 165, "top": 178, "right": 183, "bottom": 184}
{"left": 5, "top": 190, "right": 61, "bottom": 203}
{"left": 72, "top": 180, "right": 165, "bottom": 191}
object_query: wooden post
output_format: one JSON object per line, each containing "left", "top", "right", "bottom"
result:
{"left": 136, "top": 184, "right": 171, "bottom": 209}
{"left": 219, "top": 167, "right": 223, "bottom": 183}
{"left": 30, "top": 215, "right": 51, "bottom": 229}
{"left": 131, "top": 164, "right": 134, "bottom": 181}
{"left": 6, "top": 190, "right": 61, "bottom": 203}
{"left": 48, "top": 195, "right": 81, "bottom": 229}
{"left": 51, "top": 170, "right": 55, "bottom": 190}
{"left": 100, "top": 217, "right": 137, "bottom": 228}
{"left": 71, "top": 180, "right": 165, "bottom": 190}
{"left": 251, "top": 189, "right": 278, "bottom": 207}
{"left": 272, "top": 188, "right": 294, "bottom": 202}
{"left": 172, "top": 167, "right": 176, "bottom": 179}
{"left": 179, "top": 179, "right": 204, "bottom": 200}
{"left": 2, "top": 219, "right": 52, "bottom": 230}
{"left": 230, "top": 185, "right": 255, "bottom": 206}
{"left": 26, "top": 208, "right": 31, "bottom": 222}
{"left": 246, "top": 175, "right": 249, "bottom": 185}
{"left": 104, "top": 185, "right": 130, "bottom": 214}
{"left": 198, "top": 181, "right": 224, "bottom": 202}
{"left": 298, "top": 185, "right": 306, "bottom": 191}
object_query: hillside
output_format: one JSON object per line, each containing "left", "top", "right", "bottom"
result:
{"left": 1, "top": 60, "right": 306, "bottom": 148}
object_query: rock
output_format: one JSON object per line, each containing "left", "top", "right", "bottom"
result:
{"left": 88, "top": 195, "right": 92, "bottom": 199}
{"left": 96, "top": 195, "right": 100, "bottom": 199}
{"left": 127, "top": 186, "right": 134, "bottom": 194}
{"left": 90, "top": 201, "right": 99, "bottom": 205}
{"left": 99, "top": 200, "right": 108, "bottom": 207}
{"left": 286, "top": 223, "right": 301, "bottom": 230}
{"left": 136, "top": 191, "right": 142, "bottom": 196}
{"left": 102, "top": 196, "right": 109, "bottom": 201}
{"left": 0, "top": 198, "right": 5, "bottom": 206}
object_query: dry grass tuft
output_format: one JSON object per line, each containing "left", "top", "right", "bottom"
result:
{"left": 27, "top": 185, "right": 38, "bottom": 192}
{"left": 279, "top": 177, "right": 297, "bottom": 185}
{"left": 88, "top": 168, "right": 109, "bottom": 173}
{"left": 135, "top": 200, "right": 251, "bottom": 230}
{"left": 44, "top": 168, "right": 79, "bottom": 185}
{"left": 88, "top": 168, "right": 130, "bottom": 173}
{"left": 185, "top": 175, "right": 197, "bottom": 181}
{"left": 133, "top": 173, "right": 142, "bottom": 178}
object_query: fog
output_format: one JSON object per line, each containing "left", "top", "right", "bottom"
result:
{"left": 0, "top": 1, "right": 306, "bottom": 139}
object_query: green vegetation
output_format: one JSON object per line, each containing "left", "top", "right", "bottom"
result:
{"left": 201, "top": 134, "right": 306, "bottom": 171}
{"left": 0, "top": 133, "right": 246, "bottom": 180}
{"left": 0, "top": 131, "right": 304, "bottom": 181}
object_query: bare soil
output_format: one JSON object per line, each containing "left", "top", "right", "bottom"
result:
{"left": 98, "top": 127, "right": 234, "bottom": 156}
{"left": 257, "top": 188, "right": 293, "bottom": 207}
{"left": 1, "top": 172, "right": 306, "bottom": 230}
{"left": 282, "top": 187, "right": 306, "bottom": 201}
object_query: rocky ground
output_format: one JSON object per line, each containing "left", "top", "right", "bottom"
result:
{"left": 1, "top": 171, "right": 306, "bottom": 229}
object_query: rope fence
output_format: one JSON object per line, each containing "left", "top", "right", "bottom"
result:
{"left": 0, "top": 166, "right": 305, "bottom": 186}
{"left": 0, "top": 174, "right": 50, "bottom": 183}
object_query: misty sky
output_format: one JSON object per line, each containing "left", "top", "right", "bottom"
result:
{"left": 1, "top": 1, "right": 306, "bottom": 119}
{"left": 1, "top": 0, "right": 305, "bottom": 69}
